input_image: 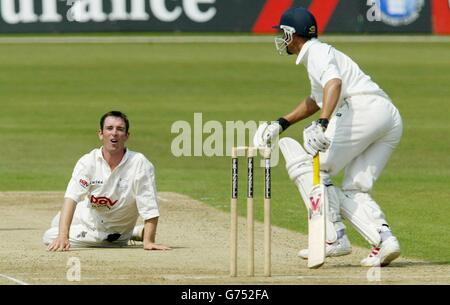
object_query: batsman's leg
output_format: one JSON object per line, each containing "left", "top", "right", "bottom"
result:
{"left": 340, "top": 120, "right": 402, "bottom": 266}
{"left": 332, "top": 96, "right": 403, "bottom": 266}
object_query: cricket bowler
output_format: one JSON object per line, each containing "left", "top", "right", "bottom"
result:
{"left": 43, "top": 111, "right": 171, "bottom": 251}
{"left": 253, "top": 7, "right": 402, "bottom": 267}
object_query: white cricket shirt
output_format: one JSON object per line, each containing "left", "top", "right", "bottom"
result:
{"left": 65, "top": 148, "right": 160, "bottom": 235}
{"left": 296, "top": 38, "right": 388, "bottom": 109}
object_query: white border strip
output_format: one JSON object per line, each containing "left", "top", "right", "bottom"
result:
{"left": 0, "top": 35, "right": 448, "bottom": 44}
{"left": 0, "top": 274, "right": 30, "bottom": 285}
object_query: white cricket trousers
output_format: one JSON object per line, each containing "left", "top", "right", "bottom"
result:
{"left": 321, "top": 94, "right": 403, "bottom": 228}
{"left": 322, "top": 94, "right": 403, "bottom": 191}
{"left": 42, "top": 203, "right": 132, "bottom": 248}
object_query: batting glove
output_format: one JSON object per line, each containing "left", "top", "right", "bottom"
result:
{"left": 253, "top": 118, "right": 290, "bottom": 149}
{"left": 303, "top": 119, "right": 330, "bottom": 156}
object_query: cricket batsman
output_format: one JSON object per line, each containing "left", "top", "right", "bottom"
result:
{"left": 253, "top": 7, "right": 403, "bottom": 267}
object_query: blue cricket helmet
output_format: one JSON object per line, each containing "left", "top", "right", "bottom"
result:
{"left": 273, "top": 7, "right": 318, "bottom": 39}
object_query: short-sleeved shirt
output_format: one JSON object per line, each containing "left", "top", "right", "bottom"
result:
{"left": 65, "top": 148, "right": 160, "bottom": 235}
{"left": 296, "top": 38, "right": 388, "bottom": 109}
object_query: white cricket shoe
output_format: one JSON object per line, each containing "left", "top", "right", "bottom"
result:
{"left": 130, "top": 224, "right": 144, "bottom": 242}
{"left": 298, "top": 235, "right": 352, "bottom": 259}
{"left": 361, "top": 236, "right": 401, "bottom": 267}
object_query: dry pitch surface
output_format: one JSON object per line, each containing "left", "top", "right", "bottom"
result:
{"left": 0, "top": 192, "right": 448, "bottom": 285}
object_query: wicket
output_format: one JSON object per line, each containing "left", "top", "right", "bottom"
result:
{"left": 230, "top": 146, "right": 271, "bottom": 277}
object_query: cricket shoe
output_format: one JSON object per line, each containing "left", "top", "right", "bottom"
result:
{"left": 130, "top": 224, "right": 144, "bottom": 242}
{"left": 361, "top": 236, "right": 401, "bottom": 267}
{"left": 298, "top": 235, "right": 352, "bottom": 259}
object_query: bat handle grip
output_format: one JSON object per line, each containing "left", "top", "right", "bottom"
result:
{"left": 313, "top": 154, "right": 320, "bottom": 186}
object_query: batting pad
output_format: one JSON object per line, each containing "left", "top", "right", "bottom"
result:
{"left": 279, "top": 137, "right": 338, "bottom": 243}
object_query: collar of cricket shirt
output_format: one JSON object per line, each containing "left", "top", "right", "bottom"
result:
{"left": 96, "top": 147, "right": 130, "bottom": 167}
{"left": 296, "top": 38, "right": 319, "bottom": 66}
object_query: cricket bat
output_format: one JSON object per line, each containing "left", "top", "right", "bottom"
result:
{"left": 307, "top": 154, "right": 327, "bottom": 269}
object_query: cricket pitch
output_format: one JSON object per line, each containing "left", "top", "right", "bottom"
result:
{"left": 0, "top": 192, "right": 448, "bottom": 285}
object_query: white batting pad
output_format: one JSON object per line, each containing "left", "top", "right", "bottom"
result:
{"left": 279, "top": 137, "right": 338, "bottom": 243}
{"left": 279, "top": 137, "right": 312, "bottom": 205}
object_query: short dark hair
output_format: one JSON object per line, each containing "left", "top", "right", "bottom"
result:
{"left": 100, "top": 111, "right": 130, "bottom": 133}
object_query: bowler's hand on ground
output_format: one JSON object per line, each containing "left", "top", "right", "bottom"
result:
{"left": 143, "top": 242, "right": 171, "bottom": 251}
{"left": 47, "top": 236, "right": 70, "bottom": 252}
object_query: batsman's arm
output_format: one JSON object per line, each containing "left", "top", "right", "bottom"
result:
{"left": 320, "top": 78, "right": 342, "bottom": 120}
{"left": 47, "top": 198, "right": 77, "bottom": 252}
{"left": 143, "top": 217, "right": 171, "bottom": 251}
{"left": 283, "top": 96, "right": 321, "bottom": 125}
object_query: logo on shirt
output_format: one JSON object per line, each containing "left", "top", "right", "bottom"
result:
{"left": 79, "top": 179, "right": 103, "bottom": 188}
{"left": 90, "top": 195, "right": 118, "bottom": 209}
{"left": 79, "top": 179, "right": 89, "bottom": 188}
{"left": 90, "top": 180, "right": 104, "bottom": 185}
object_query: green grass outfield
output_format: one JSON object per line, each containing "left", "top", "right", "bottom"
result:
{"left": 1, "top": 36, "right": 449, "bottom": 263}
